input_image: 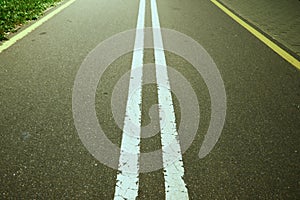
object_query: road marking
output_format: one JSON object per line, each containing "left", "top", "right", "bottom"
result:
{"left": 0, "top": 0, "right": 76, "bottom": 53}
{"left": 114, "top": 0, "right": 189, "bottom": 198}
{"left": 211, "top": 0, "right": 300, "bottom": 70}
{"left": 150, "top": 0, "right": 189, "bottom": 199}
{"left": 113, "top": 0, "right": 145, "bottom": 199}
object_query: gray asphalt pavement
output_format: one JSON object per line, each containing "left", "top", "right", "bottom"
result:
{"left": 0, "top": 0, "right": 299, "bottom": 199}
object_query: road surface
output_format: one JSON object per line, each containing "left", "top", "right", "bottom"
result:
{"left": 0, "top": 0, "right": 299, "bottom": 199}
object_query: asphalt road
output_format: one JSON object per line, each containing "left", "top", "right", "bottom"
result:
{"left": 0, "top": 0, "right": 299, "bottom": 199}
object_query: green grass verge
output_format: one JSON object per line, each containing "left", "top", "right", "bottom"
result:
{"left": 0, "top": 0, "right": 62, "bottom": 41}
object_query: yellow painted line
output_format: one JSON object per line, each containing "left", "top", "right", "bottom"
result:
{"left": 211, "top": 0, "right": 300, "bottom": 70}
{"left": 0, "top": 0, "right": 76, "bottom": 53}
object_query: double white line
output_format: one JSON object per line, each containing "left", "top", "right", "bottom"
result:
{"left": 114, "top": 0, "right": 189, "bottom": 199}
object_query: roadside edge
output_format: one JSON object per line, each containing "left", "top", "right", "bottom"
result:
{"left": 211, "top": 0, "right": 300, "bottom": 70}
{"left": 0, "top": 0, "right": 76, "bottom": 54}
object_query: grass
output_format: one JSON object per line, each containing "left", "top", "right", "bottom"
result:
{"left": 0, "top": 0, "right": 62, "bottom": 41}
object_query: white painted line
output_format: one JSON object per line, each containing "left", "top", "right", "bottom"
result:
{"left": 0, "top": 0, "right": 76, "bottom": 53}
{"left": 113, "top": 0, "right": 145, "bottom": 199}
{"left": 150, "top": 0, "right": 189, "bottom": 199}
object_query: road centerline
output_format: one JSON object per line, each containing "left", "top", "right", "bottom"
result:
{"left": 114, "top": 0, "right": 189, "bottom": 199}
{"left": 113, "top": 0, "right": 145, "bottom": 199}
{"left": 150, "top": 0, "right": 189, "bottom": 199}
